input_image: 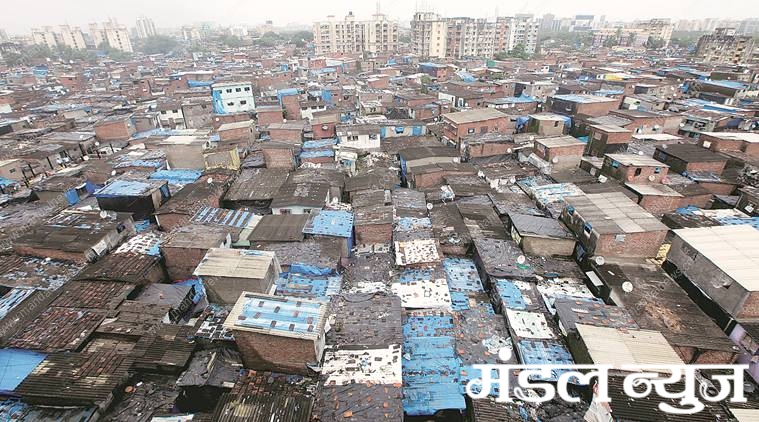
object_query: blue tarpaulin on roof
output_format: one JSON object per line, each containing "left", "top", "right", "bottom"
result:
{"left": 212, "top": 88, "right": 226, "bottom": 114}
{"left": 303, "top": 210, "right": 354, "bottom": 238}
{"left": 149, "top": 169, "right": 203, "bottom": 184}
{"left": 443, "top": 258, "right": 484, "bottom": 292}
{"left": 175, "top": 278, "right": 206, "bottom": 303}
{"left": 402, "top": 311, "right": 465, "bottom": 415}
{"left": 321, "top": 89, "right": 333, "bottom": 104}
{"left": 188, "top": 79, "right": 214, "bottom": 88}
{"left": 0, "top": 349, "right": 45, "bottom": 392}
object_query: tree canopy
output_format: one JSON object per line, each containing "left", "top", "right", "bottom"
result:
{"left": 494, "top": 43, "right": 529, "bottom": 60}
{"left": 135, "top": 35, "right": 179, "bottom": 55}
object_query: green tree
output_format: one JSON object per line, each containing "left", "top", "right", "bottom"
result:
{"left": 219, "top": 35, "right": 245, "bottom": 48}
{"left": 286, "top": 30, "right": 313, "bottom": 47}
{"left": 645, "top": 36, "right": 666, "bottom": 49}
{"left": 97, "top": 42, "right": 133, "bottom": 61}
{"left": 494, "top": 43, "right": 529, "bottom": 60}
{"left": 603, "top": 36, "right": 619, "bottom": 48}
{"left": 2, "top": 51, "right": 23, "bottom": 67}
{"left": 136, "top": 35, "right": 179, "bottom": 55}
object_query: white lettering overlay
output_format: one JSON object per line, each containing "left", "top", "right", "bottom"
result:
{"left": 464, "top": 348, "right": 748, "bottom": 415}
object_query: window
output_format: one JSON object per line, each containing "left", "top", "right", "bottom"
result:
{"left": 395, "top": 127, "right": 405, "bottom": 134}
{"left": 634, "top": 168, "right": 642, "bottom": 176}
{"left": 172, "top": 109, "right": 178, "bottom": 113}
{"left": 235, "top": 87, "right": 242, "bottom": 92}
{"left": 8, "top": 168, "right": 16, "bottom": 174}
{"left": 467, "top": 128, "right": 475, "bottom": 134}
{"left": 480, "top": 126, "right": 488, "bottom": 134}
{"left": 554, "top": 121, "right": 560, "bottom": 127}
{"left": 160, "top": 110, "right": 167, "bottom": 115}
{"left": 583, "top": 223, "right": 592, "bottom": 237}
{"left": 227, "top": 102, "right": 234, "bottom": 106}
{"left": 611, "top": 160, "right": 620, "bottom": 169}
{"left": 244, "top": 87, "right": 251, "bottom": 91}
{"left": 226, "top": 88, "right": 232, "bottom": 93}
{"left": 369, "top": 134, "right": 378, "bottom": 140}
{"left": 240, "top": 100, "right": 247, "bottom": 105}
{"left": 654, "top": 167, "right": 661, "bottom": 174}
{"left": 280, "top": 209, "right": 291, "bottom": 214}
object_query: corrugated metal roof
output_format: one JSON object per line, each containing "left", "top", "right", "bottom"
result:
{"left": 673, "top": 225, "right": 759, "bottom": 291}
{"left": 192, "top": 206, "right": 257, "bottom": 228}
{"left": 94, "top": 179, "right": 164, "bottom": 197}
{"left": 224, "top": 292, "right": 326, "bottom": 340}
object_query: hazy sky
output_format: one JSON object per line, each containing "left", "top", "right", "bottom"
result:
{"left": 1, "top": 0, "right": 756, "bottom": 34}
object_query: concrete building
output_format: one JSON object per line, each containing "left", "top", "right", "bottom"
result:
{"left": 313, "top": 12, "right": 398, "bottom": 55}
{"left": 135, "top": 16, "right": 157, "bottom": 39}
{"left": 30, "top": 27, "right": 58, "bottom": 49}
{"left": 695, "top": 28, "right": 755, "bottom": 64}
{"left": 561, "top": 192, "right": 668, "bottom": 258}
{"left": 211, "top": 82, "right": 255, "bottom": 114}
{"left": 194, "top": 248, "right": 282, "bottom": 304}
{"left": 224, "top": 292, "right": 327, "bottom": 375}
{"left": 90, "top": 19, "right": 133, "bottom": 52}
{"left": 410, "top": 13, "right": 538, "bottom": 59}
{"left": 410, "top": 12, "right": 448, "bottom": 58}
{"left": 57, "top": 25, "right": 86, "bottom": 50}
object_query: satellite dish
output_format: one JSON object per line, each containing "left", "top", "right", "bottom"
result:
{"left": 509, "top": 176, "right": 516, "bottom": 184}
{"left": 638, "top": 151, "right": 645, "bottom": 156}
{"left": 528, "top": 135, "right": 535, "bottom": 141}
{"left": 477, "top": 171, "right": 485, "bottom": 178}
{"left": 551, "top": 157, "right": 559, "bottom": 164}
{"left": 83, "top": 156, "right": 89, "bottom": 161}
{"left": 111, "top": 170, "right": 117, "bottom": 176}
{"left": 648, "top": 174, "right": 656, "bottom": 181}
{"left": 622, "top": 281, "right": 634, "bottom": 293}
{"left": 507, "top": 148, "right": 512, "bottom": 154}
{"left": 594, "top": 255, "right": 605, "bottom": 266}
{"left": 517, "top": 255, "right": 526, "bottom": 265}
{"left": 207, "top": 177, "right": 214, "bottom": 184}
{"left": 426, "top": 203, "right": 433, "bottom": 210}
{"left": 99, "top": 210, "right": 108, "bottom": 219}
{"left": 598, "top": 175, "right": 608, "bottom": 183}
{"left": 498, "top": 347, "right": 513, "bottom": 362}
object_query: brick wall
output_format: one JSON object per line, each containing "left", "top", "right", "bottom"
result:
{"left": 446, "top": 117, "right": 512, "bottom": 142}
{"left": 602, "top": 162, "right": 668, "bottom": 184}
{"left": 637, "top": 194, "right": 681, "bottom": 215}
{"left": 311, "top": 122, "right": 336, "bottom": 139}
{"left": 595, "top": 231, "right": 667, "bottom": 258}
{"left": 162, "top": 247, "right": 209, "bottom": 281}
{"left": 268, "top": 128, "right": 303, "bottom": 141}
{"left": 467, "top": 142, "right": 514, "bottom": 159}
{"left": 262, "top": 149, "right": 296, "bottom": 169}
{"left": 257, "top": 110, "right": 284, "bottom": 126}
{"left": 233, "top": 331, "right": 318, "bottom": 375}
{"left": 213, "top": 113, "right": 250, "bottom": 130}
{"left": 355, "top": 223, "right": 392, "bottom": 245}
{"left": 219, "top": 126, "right": 254, "bottom": 143}
{"left": 95, "top": 119, "right": 135, "bottom": 141}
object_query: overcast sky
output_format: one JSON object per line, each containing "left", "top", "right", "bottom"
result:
{"left": 1, "top": 0, "right": 756, "bottom": 34}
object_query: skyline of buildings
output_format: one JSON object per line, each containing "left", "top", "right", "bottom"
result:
{"left": 313, "top": 12, "right": 399, "bottom": 55}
